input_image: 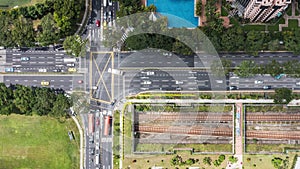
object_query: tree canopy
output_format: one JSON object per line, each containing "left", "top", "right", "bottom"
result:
{"left": 0, "top": 83, "right": 72, "bottom": 118}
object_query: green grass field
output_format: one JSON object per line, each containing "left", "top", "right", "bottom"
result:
{"left": 0, "top": 0, "right": 44, "bottom": 9}
{"left": 0, "top": 114, "right": 79, "bottom": 169}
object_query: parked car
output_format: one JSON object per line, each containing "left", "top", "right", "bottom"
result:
{"left": 78, "top": 80, "right": 83, "bottom": 84}
{"left": 254, "top": 80, "right": 263, "bottom": 84}
{"left": 263, "top": 85, "right": 271, "bottom": 90}
{"left": 296, "top": 82, "right": 300, "bottom": 85}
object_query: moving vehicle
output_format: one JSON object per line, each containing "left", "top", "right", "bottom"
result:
{"left": 95, "top": 154, "right": 99, "bottom": 165}
{"left": 275, "top": 74, "right": 285, "bottom": 80}
{"left": 78, "top": 80, "right": 83, "bottom": 84}
{"left": 63, "top": 58, "right": 77, "bottom": 63}
{"left": 141, "top": 80, "right": 151, "bottom": 85}
{"left": 215, "top": 80, "right": 223, "bottom": 84}
{"left": 41, "top": 81, "right": 50, "bottom": 86}
{"left": 38, "top": 69, "right": 47, "bottom": 72}
{"left": 176, "top": 81, "right": 183, "bottom": 84}
{"left": 68, "top": 68, "right": 76, "bottom": 72}
{"left": 263, "top": 85, "right": 271, "bottom": 90}
{"left": 96, "top": 20, "right": 100, "bottom": 27}
{"left": 5, "top": 67, "right": 14, "bottom": 72}
{"left": 66, "top": 63, "right": 75, "bottom": 67}
{"left": 254, "top": 80, "right": 263, "bottom": 84}
{"left": 104, "top": 115, "right": 112, "bottom": 136}
{"left": 103, "top": 0, "right": 107, "bottom": 7}
{"left": 53, "top": 69, "right": 62, "bottom": 72}
{"left": 20, "top": 57, "right": 29, "bottom": 61}
{"left": 108, "top": 0, "right": 112, "bottom": 6}
{"left": 229, "top": 86, "right": 238, "bottom": 90}
{"left": 88, "top": 113, "right": 94, "bottom": 135}
{"left": 146, "top": 71, "right": 155, "bottom": 76}
{"left": 108, "top": 67, "right": 124, "bottom": 75}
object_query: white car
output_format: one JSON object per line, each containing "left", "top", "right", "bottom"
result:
{"left": 38, "top": 69, "right": 47, "bottom": 72}
{"left": 146, "top": 72, "right": 155, "bottom": 76}
{"left": 95, "top": 142, "right": 99, "bottom": 150}
{"left": 254, "top": 80, "right": 263, "bottom": 84}
{"left": 108, "top": 0, "right": 112, "bottom": 6}
{"left": 296, "top": 82, "right": 300, "bottom": 85}
{"left": 141, "top": 80, "right": 151, "bottom": 85}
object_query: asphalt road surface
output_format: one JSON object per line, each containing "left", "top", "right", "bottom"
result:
{"left": 2, "top": 74, "right": 84, "bottom": 91}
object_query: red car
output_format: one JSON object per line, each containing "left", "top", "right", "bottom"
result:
{"left": 96, "top": 20, "right": 100, "bottom": 27}
{"left": 96, "top": 118, "right": 100, "bottom": 126}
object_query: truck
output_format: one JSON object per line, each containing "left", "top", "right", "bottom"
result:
{"left": 108, "top": 67, "right": 124, "bottom": 76}
{"left": 104, "top": 115, "right": 112, "bottom": 136}
{"left": 95, "top": 154, "right": 99, "bottom": 165}
{"left": 88, "top": 113, "right": 94, "bottom": 135}
{"left": 63, "top": 58, "right": 77, "bottom": 63}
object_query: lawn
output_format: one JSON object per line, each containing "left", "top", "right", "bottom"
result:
{"left": 0, "top": 114, "right": 79, "bottom": 169}
{"left": 123, "top": 152, "right": 229, "bottom": 169}
{"left": 243, "top": 154, "right": 299, "bottom": 169}
{"left": 282, "top": 19, "right": 299, "bottom": 31}
{"left": 243, "top": 24, "right": 266, "bottom": 31}
{"left": 0, "top": 0, "right": 44, "bottom": 9}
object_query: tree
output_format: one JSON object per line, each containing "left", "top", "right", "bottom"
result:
{"left": 235, "top": 60, "right": 257, "bottom": 77}
{"left": 196, "top": 1, "right": 202, "bottom": 16}
{"left": 203, "top": 157, "right": 212, "bottom": 165}
{"left": 11, "top": 15, "right": 35, "bottom": 47}
{"left": 273, "top": 88, "right": 293, "bottom": 104}
{"left": 63, "top": 35, "right": 87, "bottom": 57}
{"left": 210, "top": 59, "right": 232, "bottom": 77}
{"left": 213, "top": 160, "right": 221, "bottom": 167}
{"left": 264, "top": 60, "right": 283, "bottom": 76}
{"left": 51, "top": 94, "right": 72, "bottom": 117}
{"left": 271, "top": 157, "right": 283, "bottom": 169}
{"left": 245, "top": 30, "right": 264, "bottom": 56}
{"left": 229, "top": 156, "right": 238, "bottom": 163}
{"left": 36, "top": 13, "right": 60, "bottom": 46}
{"left": 0, "top": 83, "right": 14, "bottom": 115}
{"left": 13, "top": 84, "right": 35, "bottom": 115}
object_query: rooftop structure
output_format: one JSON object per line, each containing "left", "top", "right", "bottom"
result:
{"left": 228, "top": 0, "right": 291, "bottom": 22}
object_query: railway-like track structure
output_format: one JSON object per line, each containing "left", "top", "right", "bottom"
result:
{"left": 245, "top": 115, "right": 300, "bottom": 121}
{"left": 136, "top": 125, "right": 232, "bottom": 136}
{"left": 246, "top": 131, "right": 300, "bottom": 140}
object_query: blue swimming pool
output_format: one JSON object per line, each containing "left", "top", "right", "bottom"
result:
{"left": 147, "top": 0, "right": 199, "bottom": 28}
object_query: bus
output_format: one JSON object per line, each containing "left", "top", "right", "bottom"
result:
{"left": 104, "top": 115, "right": 112, "bottom": 136}
{"left": 88, "top": 113, "right": 94, "bottom": 135}
{"left": 108, "top": 67, "right": 124, "bottom": 75}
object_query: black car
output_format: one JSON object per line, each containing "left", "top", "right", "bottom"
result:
{"left": 263, "top": 85, "right": 271, "bottom": 90}
{"left": 229, "top": 86, "right": 238, "bottom": 90}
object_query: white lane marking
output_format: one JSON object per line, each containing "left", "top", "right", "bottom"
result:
{"left": 33, "top": 80, "right": 37, "bottom": 82}
{"left": 24, "top": 80, "right": 28, "bottom": 82}
{"left": 6, "top": 80, "right": 10, "bottom": 81}
{"left": 15, "top": 80, "right": 19, "bottom": 82}
{"left": 55, "top": 54, "right": 64, "bottom": 55}
{"left": 12, "top": 54, "right": 21, "bottom": 55}
{"left": 60, "top": 80, "right": 64, "bottom": 82}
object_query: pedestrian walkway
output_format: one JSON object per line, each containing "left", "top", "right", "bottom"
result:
{"left": 226, "top": 103, "right": 243, "bottom": 169}
{"left": 279, "top": 0, "right": 300, "bottom": 31}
